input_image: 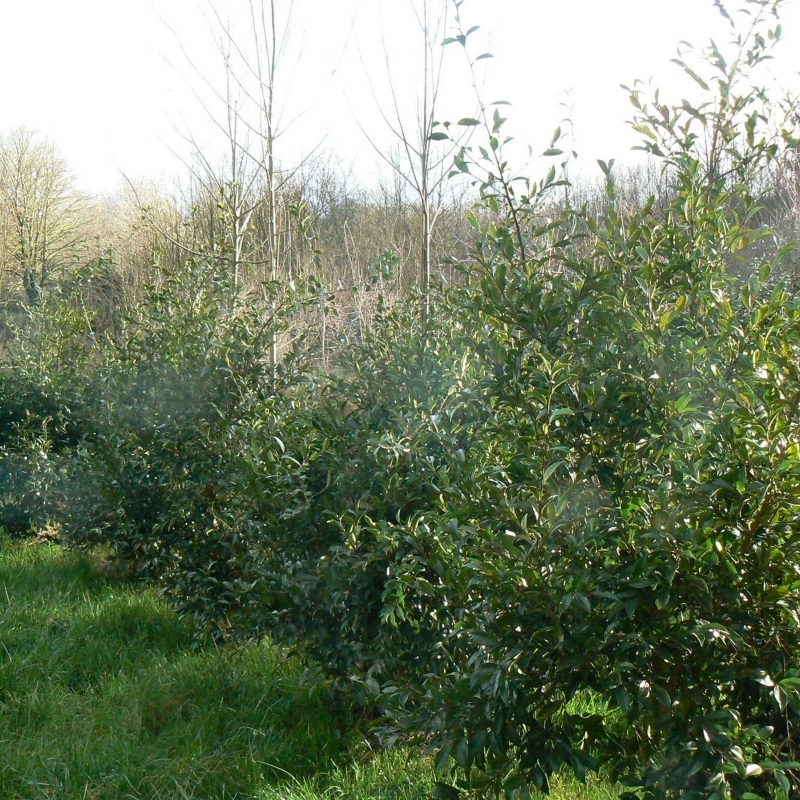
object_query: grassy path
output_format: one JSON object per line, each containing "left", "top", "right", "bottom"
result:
{"left": 0, "top": 538, "right": 617, "bottom": 799}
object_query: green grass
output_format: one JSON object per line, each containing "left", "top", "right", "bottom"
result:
{"left": 0, "top": 536, "right": 618, "bottom": 799}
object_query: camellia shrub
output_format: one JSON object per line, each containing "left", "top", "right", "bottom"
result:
{"left": 0, "top": 286, "right": 95, "bottom": 535}
{"left": 397, "top": 20, "right": 800, "bottom": 800}
{"left": 238, "top": 288, "right": 485, "bottom": 683}
{"left": 284, "top": 3, "right": 800, "bottom": 798}
{"left": 57, "top": 256, "right": 314, "bottom": 613}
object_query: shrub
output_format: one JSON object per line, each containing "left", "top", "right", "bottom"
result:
{"left": 58, "top": 256, "right": 313, "bottom": 600}
{"left": 0, "top": 283, "right": 96, "bottom": 535}
{"left": 358, "top": 5, "right": 800, "bottom": 798}
{"left": 218, "top": 4, "right": 800, "bottom": 798}
{"left": 238, "top": 288, "right": 484, "bottom": 682}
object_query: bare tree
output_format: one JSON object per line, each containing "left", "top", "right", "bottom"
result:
{"left": 166, "top": 15, "right": 269, "bottom": 290}
{"left": 163, "top": 0, "right": 309, "bottom": 378}
{"left": 0, "top": 128, "right": 89, "bottom": 303}
{"left": 361, "top": 0, "right": 467, "bottom": 336}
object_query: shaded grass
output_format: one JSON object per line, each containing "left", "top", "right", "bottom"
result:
{"left": 0, "top": 537, "right": 618, "bottom": 799}
{"left": 0, "top": 537, "right": 431, "bottom": 799}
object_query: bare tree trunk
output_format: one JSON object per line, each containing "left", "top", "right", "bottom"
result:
{"left": 419, "top": 5, "right": 432, "bottom": 338}
{"left": 260, "top": 0, "right": 281, "bottom": 385}
{"left": 421, "top": 175, "right": 431, "bottom": 337}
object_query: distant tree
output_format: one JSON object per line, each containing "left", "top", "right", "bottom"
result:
{"left": 0, "top": 128, "right": 88, "bottom": 303}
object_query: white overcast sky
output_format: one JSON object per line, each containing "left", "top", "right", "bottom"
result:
{"left": 1, "top": 0, "right": 798, "bottom": 195}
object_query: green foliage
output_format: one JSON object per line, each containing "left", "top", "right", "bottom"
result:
{"left": 356, "top": 4, "right": 800, "bottom": 798}
{"left": 242, "top": 289, "right": 482, "bottom": 684}
{"left": 58, "top": 256, "right": 313, "bottom": 605}
{"left": 0, "top": 428, "right": 54, "bottom": 536}
{"left": 0, "top": 282, "right": 96, "bottom": 534}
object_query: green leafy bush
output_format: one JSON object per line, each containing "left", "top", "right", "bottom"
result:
{"left": 0, "top": 284, "right": 96, "bottom": 535}
{"left": 58, "top": 257, "right": 312, "bottom": 605}
{"left": 354, "top": 5, "right": 800, "bottom": 798}
{"left": 238, "top": 289, "right": 482, "bottom": 682}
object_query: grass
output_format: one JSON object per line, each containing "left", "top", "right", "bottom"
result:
{"left": 0, "top": 536, "right": 618, "bottom": 799}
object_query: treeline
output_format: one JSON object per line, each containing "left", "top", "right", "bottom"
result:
{"left": 4, "top": 2, "right": 800, "bottom": 798}
{"left": 0, "top": 127, "right": 474, "bottom": 355}
{"left": 1, "top": 132, "right": 798, "bottom": 353}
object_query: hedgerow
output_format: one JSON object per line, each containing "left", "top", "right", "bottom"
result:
{"left": 3, "top": 2, "right": 800, "bottom": 798}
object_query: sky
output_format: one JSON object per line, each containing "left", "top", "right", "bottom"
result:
{"left": 1, "top": 0, "right": 798, "bottom": 196}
